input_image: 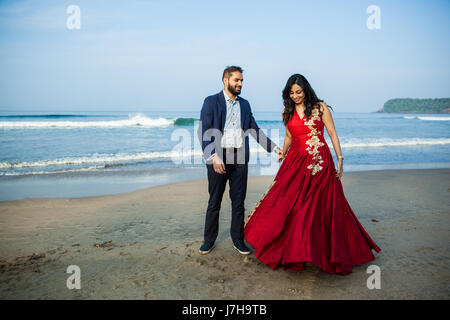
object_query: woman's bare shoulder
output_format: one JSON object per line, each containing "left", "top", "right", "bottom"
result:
{"left": 317, "top": 101, "right": 329, "bottom": 113}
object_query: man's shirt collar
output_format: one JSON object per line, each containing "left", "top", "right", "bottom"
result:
{"left": 223, "top": 90, "right": 238, "bottom": 103}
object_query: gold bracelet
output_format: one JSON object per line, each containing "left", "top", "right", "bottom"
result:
{"left": 337, "top": 155, "right": 344, "bottom": 160}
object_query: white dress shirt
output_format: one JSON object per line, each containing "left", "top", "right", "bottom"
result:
{"left": 221, "top": 90, "right": 243, "bottom": 149}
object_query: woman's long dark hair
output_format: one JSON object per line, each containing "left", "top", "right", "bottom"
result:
{"left": 282, "top": 74, "right": 330, "bottom": 126}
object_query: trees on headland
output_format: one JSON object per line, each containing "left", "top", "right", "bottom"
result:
{"left": 377, "top": 98, "right": 450, "bottom": 113}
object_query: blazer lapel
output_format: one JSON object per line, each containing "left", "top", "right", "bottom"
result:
{"left": 240, "top": 98, "right": 245, "bottom": 130}
{"left": 218, "top": 91, "right": 226, "bottom": 131}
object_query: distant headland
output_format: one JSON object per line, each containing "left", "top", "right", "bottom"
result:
{"left": 376, "top": 98, "right": 450, "bottom": 113}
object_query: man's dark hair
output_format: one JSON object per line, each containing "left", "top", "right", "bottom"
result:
{"left": 222, "top": 65, "right": 243, "bottom": 80}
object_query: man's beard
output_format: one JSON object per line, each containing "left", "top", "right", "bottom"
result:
{"left": 227, "top": 83, "right": 241, "bottom": 96}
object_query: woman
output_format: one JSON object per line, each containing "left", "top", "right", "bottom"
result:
{"left": 243, "top": 74, "right": 381, "bottom": 275}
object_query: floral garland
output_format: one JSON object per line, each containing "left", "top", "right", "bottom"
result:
{"left": 244, "top": 179, "right": 277, "bottom": 226}
{"left": 304, "top": 108, "right": 324, "bottom": 175}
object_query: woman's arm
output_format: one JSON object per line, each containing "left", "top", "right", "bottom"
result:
{"left": 279, "top": 126, "right": 292, "bottom": 162}
{"left": 320, "top": 102, "right": 344, "bottom": 179}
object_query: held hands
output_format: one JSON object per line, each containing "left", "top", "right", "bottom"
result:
{"left": 274, "top": 148, "right": 285, "bottom": 162}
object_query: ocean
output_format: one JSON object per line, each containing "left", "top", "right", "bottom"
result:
{"left": 1, "top": 110, "right": 449, "bottom": 201}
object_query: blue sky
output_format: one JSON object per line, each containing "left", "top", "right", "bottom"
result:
{"left": 0, "top": 0, "right": 449, "bottom": 112}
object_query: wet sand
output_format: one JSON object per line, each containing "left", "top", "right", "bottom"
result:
{"left": 0, "top": 169, "right": 449, "bottom": 299}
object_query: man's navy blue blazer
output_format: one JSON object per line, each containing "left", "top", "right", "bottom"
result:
{"left": 197, "top": 91, "right": 277, "bottom": 164}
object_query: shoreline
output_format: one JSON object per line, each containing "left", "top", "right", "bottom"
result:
{"left": 0, "top": 168, "right": 449, "bottom": 299}
{"left": 1, "top": 164, "right": 450, "bottom": 202}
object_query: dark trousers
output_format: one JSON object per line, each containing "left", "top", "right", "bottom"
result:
{"left": 204, "top": 148, "right": 248, "bottom": 245}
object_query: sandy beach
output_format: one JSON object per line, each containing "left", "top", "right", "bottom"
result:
{"left": 0, "top": 168, "right": 449, "bottom": 300}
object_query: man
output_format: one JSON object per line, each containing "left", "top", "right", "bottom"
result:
{"left": 197, "top": 65, "right": 282, "bottom": 255}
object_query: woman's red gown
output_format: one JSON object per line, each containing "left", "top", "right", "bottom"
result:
{"left": 243, "top": 107, "right": 381, "bottom": 275}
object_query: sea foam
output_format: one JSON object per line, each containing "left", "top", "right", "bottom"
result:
{"left": 0, "top": 114, "right": 175, "bottom": 129}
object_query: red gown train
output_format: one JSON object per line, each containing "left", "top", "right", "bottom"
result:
{"left": 243, "top": 107, "right": 381, "bottom": 275}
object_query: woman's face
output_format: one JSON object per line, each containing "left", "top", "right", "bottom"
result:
{"left": 289, "top": 84, "right": 305, "bottom": 105}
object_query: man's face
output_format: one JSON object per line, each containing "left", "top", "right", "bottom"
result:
{"left": 224, "top": 71, "right": 243, "bottom": 96}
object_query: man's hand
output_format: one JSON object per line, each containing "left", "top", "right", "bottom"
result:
{"left": 212, "top": 154, "right": 226, "bottom": 174}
